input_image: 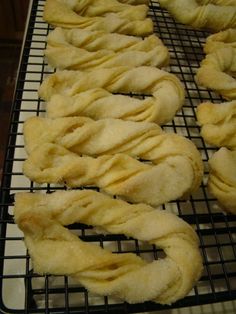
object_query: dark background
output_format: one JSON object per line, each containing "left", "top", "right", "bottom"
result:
{"left": 0, "top": 0, "right": 30, "bottom": 181}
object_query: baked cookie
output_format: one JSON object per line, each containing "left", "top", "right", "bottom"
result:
{"left": 23, "top": 142, "right": 202, "bottom": 206}
{"left": 43, "top": 0, "right": 153, "bottom": 36}
{"left": 158, "top": 0, "right": 236, "bottom": 31}
{"left": 208, "top": 148, "right": 236, "bottom": 214}
{"left": 14, "top": 190, "right": 203, "bottom": 304}
{"left": 39, "top": 66, "right": 185, "bottom": 125}
{"left": 197, "top": 101, "right": 236, "bottom": 149}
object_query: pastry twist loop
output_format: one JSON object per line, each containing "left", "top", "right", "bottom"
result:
{"left": 208, "top": 148, "right": 236, "bottom": 214}
{"left": 39, "top": 66, "right": 185, "bottom": 125}
{"left": 47, "top": 28, "right": 162, "bottom": 53}
{"left": 197, "top": 101, "right": 236, "bottom": 149}
{"left": 58, "top": 0, "right": 149, "bottom": 20}
{"left": 45, "top": 28, "right": 169, "bottom": 70}
{"left": 158, "top": 0, "right": 236, "bottom": 31}
{"left": 196, "top": 47, "right": 236, "bottom": 99}
{"left": 43, "top": 0, "right": 153, "bottom": 35}
{"left": 14, "top": 190, "right": 203, "bottom": 304}
{"left": 23, "top": 135, "right": 202, "bottom": 206}
{"left": 117, "top": 0, "right": 149, "bottom": 4}
{"left": 24, "top": 116, "right": 203, "bottom": 195}
{"left": 204, "top": 28, "right": 236, "bottom": 54}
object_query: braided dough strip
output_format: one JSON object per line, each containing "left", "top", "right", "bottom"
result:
{"left": 204, "top": 28, "right": 236, "bottom": 54}
{"left": 52, "top": 0, "right": 149, "bottom": 20}
{"left": 197, "top": 101, "right": 236, "bottom": 149}
{"left": 39, "top": 67, "right": 184, "bottom": 101}
{"left": 45, "top": 46, "right": 169, "bottom": 71}
{"left": 43, "top": 0, "right": 153, "bottom": 36}
{"left": 23, "top": 143, "right": 197, "bottom": 206}
{"left": 208, "top": 148, "right": 236, "bottom": 214}
{"left": 158, "top": 0, "right": 236, "bottom": 31}
{"left": 45, "top": 46, "right": 169, "bottom": 70}
{"left": 196, "top": 47, "right": 236, "bottom": 99}
{"left": 47, "top": 28, "right": 164, "bottom": 53}
{"left": 118, "top": 0, "right": 149, "bottom": 4}
{"left": 45, "top": 30, "right": 169, "bottom": 70}
{"left": 14, "top": 190, "right": 203, "bottom": 304}
{"left": 39, "top": 66, "right": 185, "bottom": 125}
{"left": 24, "top": 116, "right": 203, "bottom": 195}
{"left": 45, "top": 88, "right": 179, "bottom": 124}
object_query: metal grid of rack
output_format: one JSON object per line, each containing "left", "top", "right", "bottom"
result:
{"left": 0, "top": 0, "right": 236, "bottom": 313}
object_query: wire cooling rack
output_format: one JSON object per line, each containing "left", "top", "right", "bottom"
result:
{"left": 0, "top": 0, "right": 236, "bottom": 313}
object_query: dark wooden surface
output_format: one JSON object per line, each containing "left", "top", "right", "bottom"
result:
{"left": 0, "top": 43, "right": 22, "bottom": 182}
{"left": 0, "top": 0, "right": 30, "bottom": 40}
{"left": 0, "top": 0, "right": 30, "bottom": 183}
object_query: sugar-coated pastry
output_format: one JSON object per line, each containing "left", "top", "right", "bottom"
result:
{"left": 45, "top": 45, "right": 169, "bottom": 70}
{"left": 118, "top": 0, "right": 149, "bottom": 4}
{"left": 39, "top": 66, "right": 185, "bottom": 125}
{"left": 43, "top": 0, "right": 153, "bottom": 36}
{"left": 24, "top": 116, "right": 203, "bottom": 195}
{"left": 197, "top": 101, "right": 236, "bottom": 149}
{"left": 45, "top": 88, "right": 178, "bottom": 125}
{"left": 196, "top": 47, "right": 236, "bottom": 99}
{"left": 47, "top": 28, "right": 164, "bottom": 53}
{"left": 38, "top": 67, "right": 184, "bottom": 103}
{"left": 48, "top": 0, "right": 149, "bottom": 20}
{"left": 23, "top": 142, "right": 202, "bottom": 206}
{"left": 204, "top": 28, "right": 236, "bottom": 54}
{"left": 158, "top": 0, "right": 236, "bottom": 31}
{"left": 14, "top": 190, "right": 203, "bottom": 304}
{"left": 45, "top": 29, "right": 169, "bottom": 70}
{"left": 208, "top": 148, "right": 236, "bottom": 214}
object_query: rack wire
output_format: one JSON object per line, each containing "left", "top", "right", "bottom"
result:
{"left": 0, "top": 0, "right": 236, "bottom": 313}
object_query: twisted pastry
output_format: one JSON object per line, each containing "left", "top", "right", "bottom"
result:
{"left": 197, "top": 101, "right": 236, "bottom": 149}
{"left": 55, "top": 0, "right": 149, "bottom": 20}
{"left": 45, "top": 40, "right": 169, "bottom": 70}
{"left": 43, "top": 0, "right": 153, "bottom": 36}
{"left": 45, "top": 28, "right": 169, "bottom": 70}
{"left": 118, "top": 0, "right": 149, "bottom": 4}
{"left": 204, "top": 28, "right": 236, "bottom": 54}
{"left": 14, "top": 190, "right": 203, "bottom": 304}
{"left": 24, "top": 116, "right": 203, "bottom": 194}
{"left": 158, "top": 0, "right": 236, "bottom": 31}
{"left": 208, "top": 148, "right": 236, "bottom": 214}
{"left": 45, "top": 88, "right": 179, "bottom": 124}
{"left": 47, "top": 28, "right": 164, "bottom": 53}
{"left": 23, "top": 142, "right": 201, "bottom": 206}
{"left": 39, "top": 66, "right": 185, "bottom": 125}
{"left": 196, "top": 47, "right": 236, "bottom": 99}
